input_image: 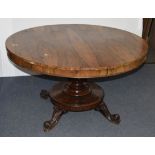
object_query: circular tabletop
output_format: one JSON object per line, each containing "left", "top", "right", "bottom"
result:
{"left": 6, "top": 24, "right": 148, "bottom": 78}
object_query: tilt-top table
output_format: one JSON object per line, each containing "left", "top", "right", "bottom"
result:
{"left": 6, "top": 24, "right": 148, "bottom": 132}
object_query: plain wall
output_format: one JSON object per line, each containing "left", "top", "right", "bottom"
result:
{"left": 0, "top": 18, "right": 142, "bottom": 77}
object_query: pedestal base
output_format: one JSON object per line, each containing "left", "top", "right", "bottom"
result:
{"left": 40, "top": 79, "right": 120, "bottom": 132}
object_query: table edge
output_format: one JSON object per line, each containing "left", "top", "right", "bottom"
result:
{"left": 6, "top": 47, "right": 148, "bottom": 78}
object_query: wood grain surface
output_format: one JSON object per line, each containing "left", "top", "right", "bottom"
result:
{"left": 6, "top": 24, "right": 148, "bottom": 78}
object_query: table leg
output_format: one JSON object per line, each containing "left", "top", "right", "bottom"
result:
{"left": 95, "top": 102, "right": 120, "bottom": 124}
{"left": 40, "top": 89, "right": 49, "bottom": 99}
{"left": 40, "top": 78, "right": 120, "bottom": 132}
{"left": 43, "top": 106, "right": 67, "bottom": 132}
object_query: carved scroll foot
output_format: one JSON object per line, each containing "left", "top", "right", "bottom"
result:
{"left": 43, "top": 106, "right": 67, "bottom": 132}
{"left": 95, "top": 102, "right": 120, "bottom": 124}
{"left": 40, "top": 89, "right": 49, "bottom": 99}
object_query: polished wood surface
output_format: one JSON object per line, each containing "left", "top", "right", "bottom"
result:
{"left": 6, "top": 24, "right": 148, "bottom": 78}
{"left": 40, "top": 79, "right": 120, "bottom": 132}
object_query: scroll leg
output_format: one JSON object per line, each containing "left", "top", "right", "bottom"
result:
{"left": 43, "top": 106, "right": 67, "bottom": 132}
{"left": 40, "top": 89, "right": 49, "bottom": 99}
{"left": 95, "top": 102, "right": 120, "bottom": 124}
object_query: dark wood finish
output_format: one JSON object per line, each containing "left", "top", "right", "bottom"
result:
{"left": 143, "top": 18, "right": 153, "bottom": 40}
{"left": 49, "top": 79, "right": 103, "bottom": 111}
{"left": 41, "top": 79, "right": 120, "bottom": 131}
{"left": 149, "top": 19, "right": 155, "bottom": 50}
{"left": 95, "top": 102, "right": 120, "bottom": 124}
{"left": 6, "top": 24, "right": 148, "bottom": 78}
{"left": 143, "top": 19, "right": 155, "bottom": 63}
{"left": 43, "top": 106, "right": 67, "bottom": 132}
{"left": 6, "top": 24, "right": 148, "bottom": 131}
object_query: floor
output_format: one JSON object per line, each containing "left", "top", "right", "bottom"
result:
{"left": 0, "top": 64, "right": 155, "bottom": 137}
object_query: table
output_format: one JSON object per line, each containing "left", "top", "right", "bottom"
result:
{"left": 6, "top": 24, "right": 148, "bottom": 132}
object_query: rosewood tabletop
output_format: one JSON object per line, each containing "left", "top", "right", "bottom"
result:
{"left": 6, "top": 24, "right": 148, "bottom": 78}
{"left": 6, "top": 24, "right": 148, "bottom": 132}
